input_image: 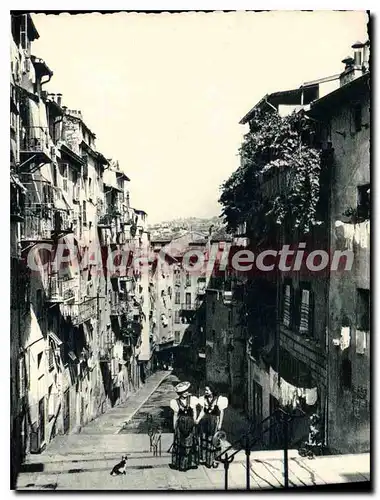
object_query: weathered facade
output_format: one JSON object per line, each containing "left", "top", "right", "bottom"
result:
{"left": 10, "top": 13, "right": 156, "bottom": 486}
{"left": 217, "top": 40, "right": 370, "bottom": 452}
{"left": 151, "top": 231, "right": 208, "bottom": 383}
{"left": 308, "top": 48, "right": 370, "bottom": 452}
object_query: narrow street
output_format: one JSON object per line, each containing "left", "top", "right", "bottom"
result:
{"left": 16, "top": 371, "right": 370, "bottom": 491}
{"left": 119, "top": 375, "right": 177, "bottom": 434}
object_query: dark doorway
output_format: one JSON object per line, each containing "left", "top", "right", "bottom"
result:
{"left": 63, "top": 390, "right": 70, "bottom": 434}
{"left": 38, "top": 398, "right": 45, "bottom": 445}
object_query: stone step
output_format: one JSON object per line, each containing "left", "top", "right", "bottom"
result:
{"left": 21, "top": 453, "right": 172, "bottom": 475}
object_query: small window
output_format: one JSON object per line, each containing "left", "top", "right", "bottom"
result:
{"left": 175, "top": 331, "right": 180, "bottom": 344}
{"left": 18, "top": 356, "right": 26, "bottom": 398}
{"left": 36, "top": 289, "right": 43, "bottom": 318}
{"left": 298, "top": 283, "right": 314, "bottom": 337}
{"left": 174, "top": 311, "right": 180, "bottom": 324}
{"left": 357, "top": 184, "right": 370, "bottom": 220}
{"left": 353, "top": 103, "right": 362, "bottom": 132}
{"left": 299, "top": 288, "right": 311, "bottom": 335}
{"left": 82, "top": 201, "right": 87, "bottom": 225}
{"left": 88, "top": 178, "right": 93, "bottom": 200}
{"left": 356, "top": 288, "right": 370, "bottom": 331}
{"left": 48, "top": 345, "right": 54, "bottom": 371}
{"left": 175, "top": 291, "right": 180, "bottom": 305}
{"left": 282, "top": 280, "right": 292, "bottom": 328}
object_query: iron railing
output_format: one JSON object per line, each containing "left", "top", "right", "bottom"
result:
{"left": 215, "top": 408, "right": 306, "bottom": 490}
{"left": 62, "top": 297, "right": 97, "bottom": 326}
{"left": 147, "top": 415, "right": 162, "bottom": 457}
{"left": 110, "top": 291, "right": 128, "bottom": 316}
{"left": 20, "top": 126, "right": 50, "bottom": 155}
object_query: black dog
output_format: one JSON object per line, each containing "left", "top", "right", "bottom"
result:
{"left": 110, "top": 455, "right": 128, "bottom": 475}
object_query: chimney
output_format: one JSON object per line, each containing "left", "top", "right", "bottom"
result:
{"left": 56, "top": 93, "right": 62, "bottom": 107}
{"left": 342, "top": 56, "right": 354, "bottom": 70}
{"left": 362, "top": 40, "right": 370, "bottom": 72}
{"left": 352, "top": 41, "right": 364, "bottom": 67}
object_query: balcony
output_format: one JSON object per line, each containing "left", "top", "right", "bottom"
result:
{"left": 110, "top": 291, "right": 128, "bottom": 316}
{"left": 11, "top": 201, "right": 25, "bottom": 223}
{"left": 53, "top": 209, "right": 74, "bottom": 234}
{"left": 45, "top": 274, "right": 64, "bottom": 303}
{"left": 233, "top": 236, "right": 250, "bottom": 248}
{"left": 61, "top": 297, "right": 97, "bottom": 326}
{"left": 223, "top": 291, "right": 233, "bottom": 305}
{"left": 197, "top": 280, "right": 206, "bottom": 295}
{"left": 97, "top": 213, "right": 114, "bottom": 228}
{"left": 22, "top": 212, "right": 53, "bottom": 242}
{"left": 20, "top": 126, "right": 52, "bottom": 167}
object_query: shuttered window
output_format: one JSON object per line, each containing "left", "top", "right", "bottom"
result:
{"left": 298, "top": 283, "right": 314, "bottom": 337}
{"left": 299, "top": 289, "right": 310, "bottom": 334}
{"left": 282, "top": 282, "right": 291, "bottom": 328}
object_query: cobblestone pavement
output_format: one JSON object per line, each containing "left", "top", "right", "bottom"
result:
{"left": 16, "top": 371, "right": 370, "bottom": 491}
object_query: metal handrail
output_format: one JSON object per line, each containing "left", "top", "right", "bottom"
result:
{"left": 215, "top": 407, "right": 306, "bottom": 490}
{"left": 215, "top": 408, "right": 285, "bottom": 462}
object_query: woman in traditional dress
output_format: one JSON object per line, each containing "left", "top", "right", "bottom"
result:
{"left": 169, "top": 381, "right": 199, "bottom": 471}
{"left": 196, "top": 385, "right": 228, "bottom": 468}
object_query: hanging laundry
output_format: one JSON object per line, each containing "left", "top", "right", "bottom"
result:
{"left": 340, "top": 326, "right": 351, "bottom": 350}
{"left": 305, "top": 387, "right": 318, "bottom": 406}
{"left": 356, "top": 330, "right": 367, "bottom": 355}
{"left": 270, "top": 367, "right": 280, "bottom": 400}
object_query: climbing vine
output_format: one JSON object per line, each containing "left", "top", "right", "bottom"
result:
{"left": 219, "top": 109, "right": 322, "bottom": 236}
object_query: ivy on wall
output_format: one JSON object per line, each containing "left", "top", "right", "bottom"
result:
{"left": 219, "top": 109, "right": 322, "bottom": 237}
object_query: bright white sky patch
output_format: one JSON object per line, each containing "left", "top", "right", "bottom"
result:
{"left": 31, "top": 11, "right": 368, "bottom": 223}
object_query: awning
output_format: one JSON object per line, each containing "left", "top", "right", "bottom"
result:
{"left": 60, "top": 144, "right": 85, "bottom": 167}
{"left": 55, "top": 196, "right": 68, "bottom": 211}
{"left": 61, "top": 192, "right": 73, "bottom": 211}
{"left": 48, "top": 331, "right": 62, "bottom": 346}
{"left": 68, "top": 351, "right": 78, "bottom": 363}
{"left": 11, "top": 174, "right": 27, "bottom": 193}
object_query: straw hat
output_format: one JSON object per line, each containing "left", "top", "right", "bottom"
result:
{"left": 175, "top": 381, "right": 191, "bottom": 394}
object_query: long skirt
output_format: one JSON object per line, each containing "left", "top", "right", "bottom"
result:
{"left": 171, "top": 415, "right": 198, "bottom": 471}
{"left": 198, "top": 413, "right": 220, "bottom": 468}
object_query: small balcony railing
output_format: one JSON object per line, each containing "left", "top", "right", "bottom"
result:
{"left": 46, "top": 274, "right": 64, "bottom": 303}
{"left": 53, "top": 210, "right": 73, "bottom": 234}
{"left": 110, "top": 292, "right": 128, "bottom": 316}
{"left": 62, "top": 297, "right": 97, "bottom": 326}
{"left": 223, "top": 291, "right": 233, "bottom": 305}
{"left": 22, "top": 213, "right": 53, "bottom": 241}
{"left": 97, "top": 213, "right": 114, "bottom": 227}
{"left": 20, "top": 126, "right": 51, "bottom": 159}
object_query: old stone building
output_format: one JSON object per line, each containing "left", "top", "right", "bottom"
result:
{"left": 307, "top": 42, "right": 370, "bottom": 453}
{"left": 150, "top": 231, "right": 208, "bottom": 387}
{"left": 10, "top": 13, "right": 156, "bottom": 485}
{"left": 217, "top": 40, "right": 370, "bottom": 452}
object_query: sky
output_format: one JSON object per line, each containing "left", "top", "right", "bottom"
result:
{"left": 31, "top": 11, "right": 368, "bottom": 224}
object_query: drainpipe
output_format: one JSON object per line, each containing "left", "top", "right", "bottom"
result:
{"left": 324, "top": 150, "right": 333, "bottom": 449}
{"left": 264, "top": 98, "right": 278, "bottom": 114}
{"left": 41, "top": 74, "right": 53, "bottom": 87}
